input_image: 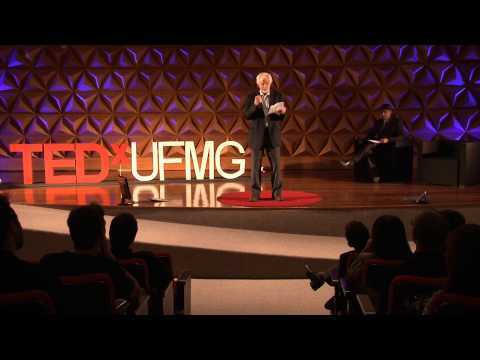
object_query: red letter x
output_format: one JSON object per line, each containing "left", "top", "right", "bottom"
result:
{"left": 111, "top": 143, "right": 130, "bottom": 166}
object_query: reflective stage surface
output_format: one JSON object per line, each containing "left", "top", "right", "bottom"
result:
{"left": 3, "top": 171, "right": 480, "bottom": 209}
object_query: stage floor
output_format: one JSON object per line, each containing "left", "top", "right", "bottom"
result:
{"left": 3, "top": 170, "right": 480, "bottom": 209}
{"left": 6, "top": 171, "right": 480, "bottom": 278}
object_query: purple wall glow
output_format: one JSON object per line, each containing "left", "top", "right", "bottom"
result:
{"left": 1, "top": 45, "right": 480, "bottom": 172}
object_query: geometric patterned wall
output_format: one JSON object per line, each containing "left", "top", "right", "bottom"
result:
{"left": 1, "top": 45, "right": 480, "bottom": 172}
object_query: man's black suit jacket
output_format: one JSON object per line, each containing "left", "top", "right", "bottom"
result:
{"left": 366, "top": 116, "right": 404, "bottom": 144}
{"left": 243, "top": 89, "right": 286, "bottom": 150}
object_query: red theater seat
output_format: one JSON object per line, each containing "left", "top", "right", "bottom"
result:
{"left": 0, "top": 290, "right": 56, "bottom": 315}
{"left": 428, "top": 292, "right": 480, "bottom": 315}
{"left": 58, "top": 273, "right": 129, "bottom": 315}
{"left": 120, "top": 254, "right": 178, "bottom": 315}
{"left": 119, "top": 258, "right": 151, "bottom": 293}
{"left": 363, "top": 259, "right": 405, "bottom": 287}
{"left": 364, "top": 259, "right": 405, "bottom": 314}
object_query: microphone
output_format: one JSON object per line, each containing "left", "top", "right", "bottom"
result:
{"left": 415, "top": 191, "right": 429, "bottom": 204}
{"left": 402, "top": 191, "right": 429, "bottom": 204}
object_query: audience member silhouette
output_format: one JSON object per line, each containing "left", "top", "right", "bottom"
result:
{"left": 396, "top": 211, "right": 449, "bottom": 277}
{"left": 41, "top": 204, "right": 142, "bottom": 309}
{"left": 3, "top": 191, "right": 476, "bottom": 316}
{"left": 424, "top": 224, "right": 480, "bottom": 314}
{"left": 109, "top": 213, "right": 173, "bottom": 314}
{"left": 346, "top": 215, "right": 412, "bottom": 293}
{"left": 439, "top": 209, "right": 466, "bottom": 234}
{"left": 0, "top": 194, "right": 58, "bottom": 295}
{"left": 307, "top": 221, "right": 369, "bottom": 291}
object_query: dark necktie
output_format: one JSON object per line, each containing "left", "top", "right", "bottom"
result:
{"left": 261, "top": 93, "right": 270, "bottom": 127}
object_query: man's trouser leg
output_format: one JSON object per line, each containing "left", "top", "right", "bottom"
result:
{"left": 251, "top": 148, "right": 263, "bottom": 198}
{"left": 266, "top": 146, "right": 282, "bottom": 198}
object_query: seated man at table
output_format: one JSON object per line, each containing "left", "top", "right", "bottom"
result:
{"left": 340, "top": 103, "right": 405, "bottom": 183}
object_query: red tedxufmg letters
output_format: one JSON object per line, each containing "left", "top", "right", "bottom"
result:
{"left": 10, "top": 143, "right": 110, "bottom": 185}
{"left": 9, "top": 141, "right": 246, "bottom": 185}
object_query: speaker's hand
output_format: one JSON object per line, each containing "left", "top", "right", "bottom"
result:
{"left": 276, "top": 105, "right": 286, "bottom": 115}
{"left": 254, "top": 95, "right": 262, "bottom": 106}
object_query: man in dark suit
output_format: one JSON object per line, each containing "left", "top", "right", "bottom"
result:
{"left": 340, "top": 103, "right": 405, "bottom": 182}
{"left": 243, "top": 72, "right": 287, "bottom": 201}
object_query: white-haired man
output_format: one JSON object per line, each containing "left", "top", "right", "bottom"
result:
{"left": 243, "top": 72, "right": 287, "bottom": 201}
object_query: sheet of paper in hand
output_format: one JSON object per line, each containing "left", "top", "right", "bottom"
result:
{"left": 368, "top": 139, "right": 382, "bottom": 144}
{"left": 268, "top": 102, "right": 285, "bottom": 114}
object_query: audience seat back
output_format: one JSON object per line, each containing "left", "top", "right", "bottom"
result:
{"left": 173, "top": 271, "right": 192, "bottom": 315}
{"left": 388, "top": 275, "right": 447, "bottom": 314}
{"left": 154, "top": 253, "right": 173, "bottom": 273}
{"left": 0, "top": 290, "right": 55, "bottom": 315}
{"left": 429, "top": 292, "right": 480, "bottom": 315}
{"left": 58, "top": 273, "right": 116, "bottom": 315}
{"left": 364, "top": 259, "right": 405, "bottom": 289}
{"left": 363, "top": 259, "right": 405, "bottom": 314}
{"left": 119, "top": 258, "right": 151, "bottom": 293}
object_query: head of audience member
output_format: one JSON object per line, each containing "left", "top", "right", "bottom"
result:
{"left": 109, "top": 213, "right": 138, "bottom": 257}
{"left": 445, "top": 224, "right": 480, "bottom": 296}
{"left": 345, "top": 221, "right": 369, "bottom": 252}
{"left": 412, "top": 211, "right": 449, "bottom": 254}
{"left": 371, "top": 215, "right": 412, "bottom": 260}
{"left": 67, "top": 203, "right": 106, "bottom": 255}
{"left": 380, "top": 103, "right": 394, "bottom": 122}
{"left": 439, "top": 209, "right": 466, "bottom": 234}
{"left": 0, "top": 194, "right": 24, "bottom": 254}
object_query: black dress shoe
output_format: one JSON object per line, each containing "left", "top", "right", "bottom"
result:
{"left": 273, "top": 194, "right": 282, "bottom": 201}
{"left": 249, "top": 195, "right": 259, "bottom": 202}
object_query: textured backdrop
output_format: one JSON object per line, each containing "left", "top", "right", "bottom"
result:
{"left": 1, "top": 45, "right": 480, "bottom": 174}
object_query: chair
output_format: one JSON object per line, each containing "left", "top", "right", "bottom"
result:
{"left": 173, "top": 271, "right": 192, "bottom": 315}
{"left": 120, "top": 252, "right": 178, "bottom": 315}
{"left": 353, "top": 139, "right": 414, "bottom": 183}
{"left": 153, "top": 253, "right": 173, "bottom": 271}
{"left": 428, "top": 292, "right": 480, "bottom": 315}
{"left": 387, "top": 275, "right": 447, "bottom": 315}
{"left": 162, "top": 280, "right": 175, "bottom": 315}
{"left": 338, "top": 277, "right": 361, "bottom": 315}
{"left": 354, "top": 260, "right": 404, "bottom": 316}
{"left": 356, "top": 293, "right": 377, "bottom": 315}
{"left": 0, "top": 290, "right": 56, "bottom": 315}
{"left": 118, "top": 258, "right": 151, "bottom": 293}
{"left": 119, "top": 253, "right": 177, "bottom": 315}
{"left": 57, "top": 273, "right": 129, "bottom": 315}
{"left": 362, "top": 259, "right": 405, "bottom": 314}
{"left": 119, "top": 258, "right": 155, "bottom": 315}
{"left": 330, "top": 251, "right": 359, "bottom": 315}
{"left": 364, "top": 259, "right": 405, "bottom": 288}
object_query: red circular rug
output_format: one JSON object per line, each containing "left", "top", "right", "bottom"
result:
{"left": 217, "top": 191, "right": 321, "bottom": 207}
